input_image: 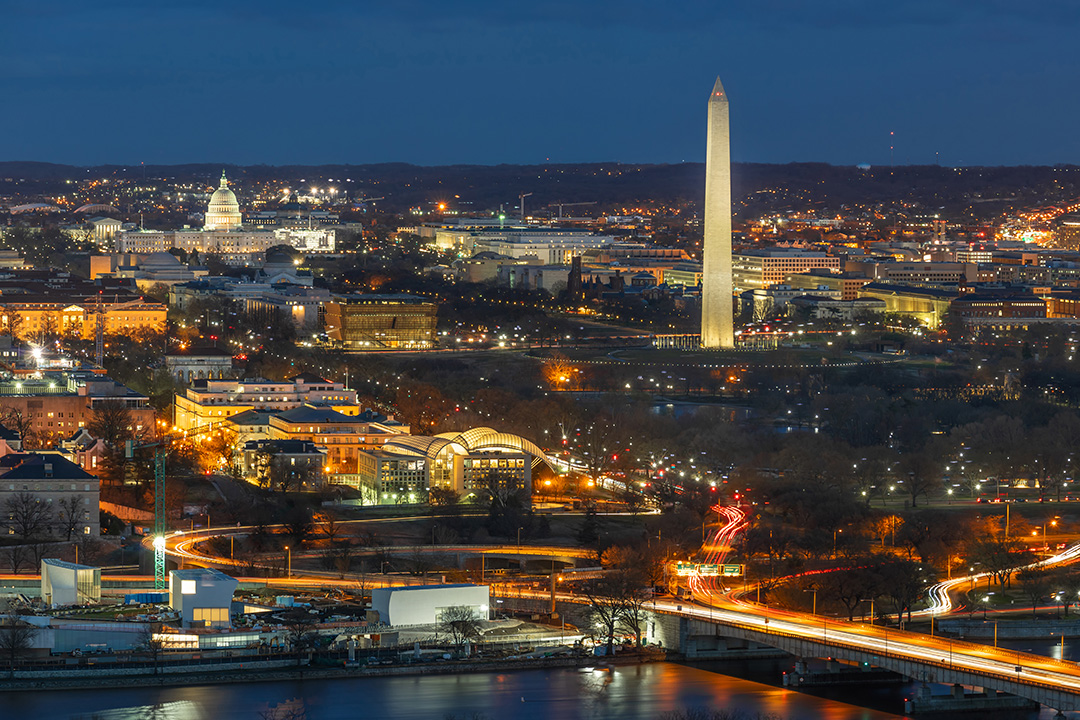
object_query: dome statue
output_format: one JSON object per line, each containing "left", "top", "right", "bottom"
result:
{"left": 204, "top": 171, "right": 242, "bottom": 230}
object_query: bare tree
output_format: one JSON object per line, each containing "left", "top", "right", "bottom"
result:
{"left": 3, "top": 546, "right": 28, "bottom": 574}
{"left": 580, "top": 577, "right": 626, "bottom": 656}
{"left": 56, "top": 495, "right": 85, "bottom": 541}
{"left": 0, "top": 610, "right": 37, "bottom": 676}
{"left": 87, "top": 400, "right": 136, "bottom": 448}
{"left": 1017, "top": 566, "right": 1052, "bottom": 618}
{"left": 201, "top": 428, "right": 243, "bottom": 477}
{"left": 438, "top": 605, "right": 482, "bottom": 650}
{"left": 283, "top": 610, "right": 319, "bottom": 665}
{"left": 4, "top": 492, "right": 53, "bottom": 540}
{"left": 137, "top": 621, "right": 166, "bottom": 674}
{"left": 0, "top": 407, "right": 35, "bottom": 449}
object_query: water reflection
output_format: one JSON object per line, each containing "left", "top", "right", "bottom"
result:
{"left": 13, "top": 664, "right": 907, "bottom": 720}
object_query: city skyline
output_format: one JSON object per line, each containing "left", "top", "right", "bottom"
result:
{"left": 6, "top": 1, "right": 1080, "bottom": 167}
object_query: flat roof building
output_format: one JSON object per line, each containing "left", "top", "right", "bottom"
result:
{"left": 732, "top": 249, "right": 841, "bottom": 291}
{"left": 169, "top": 568, "right": 238, "bottom": 628}
{"left": 323, "top": 295, "right": 437, "bottom": 350}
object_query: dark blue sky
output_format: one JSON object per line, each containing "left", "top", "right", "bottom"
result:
{"left": 5, "top": 1, "right": 1080, "bottom": 167}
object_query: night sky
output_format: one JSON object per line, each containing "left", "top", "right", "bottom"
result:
{"left": 5, "top": 1, "right": 1080, "bottom": 167}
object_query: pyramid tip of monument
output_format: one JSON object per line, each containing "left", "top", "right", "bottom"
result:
{"left": 709, "top": 76, "right": 728, "bottom": 103}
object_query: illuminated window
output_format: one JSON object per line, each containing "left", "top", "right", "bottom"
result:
{"left": 181, "top": 579, "right": 197, "bottom": 595}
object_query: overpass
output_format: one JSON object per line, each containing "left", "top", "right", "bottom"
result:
{"left": 657, "top": 600, "right": 1080, "bottom": 714}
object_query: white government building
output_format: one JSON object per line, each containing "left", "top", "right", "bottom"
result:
{"left": 116, "top": 172, "right": 336, "bottom": 265}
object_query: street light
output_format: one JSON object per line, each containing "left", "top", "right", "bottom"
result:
{"left": 832, "top": 528, "right": 843, "bottom": 558}
{"left": 284, "top": 545, "right": 291, "bottom": 579}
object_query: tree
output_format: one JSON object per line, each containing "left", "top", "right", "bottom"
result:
{"left": 0, "top": 610, "right": 37, "bottom": 676}
{"left": 869, "top": 514, "right": 903, "bottom": 548}
{"left": 282, "top": 610, "right": 319, "bottom": 665}
{"left": 202, "top": 428, "right": 243, "bottom": 477}
{"left": 137, "top": 621, "right": 166, "bottom": 674}
{"left": 282, "top": 505, "right": 314, "bottom": 548}
{"left": 87, "top": 399, "right": 136, "bottom": 448}
{"left": 429, "top": 487, "right": 461, "bottom": 508}
{"left": 615, "top": 570, "right": 652, "bottom": 647}
{"left": 56, "top": 495, "right": 85, "bottom": 541}
{"left": 1056, "top": 569, "right": 1080, "bottom": 617}
{"left": 3, "top": 546, "right": 28, "bottom": 574}
{"left": 898, "top": 449, "right": 943, "bottom": 507}
{"left": 580, "top": 577, "right": 623, "bottom": 656}
{"left": 1017, "top": 566, "right": 1052, "bottom": 618}
{"left": 0, "top": 407, "right": 35, "bottom": 449}
{"left": 394, "top": 381, "right": 449, "bottom": 433}
{"left": 317, "top": 512, "right": 342, "bottom": 545}
{"left": 255, "top": 449, "right": 319, "bottom": 493}
{"left": 2, "top": 310, "right": 23, "bottom": 340}
{"left": 819, "top": 563, "right": 879, "bottom": 622}
{"left": 4, "top": 492, "right": 53, "bottom": 541}
{"left": 878, "top": 559, "right": 929, "bottom": 625}
{"left": 969, "top": 533, "right": 1029, "bottom": 589}
{"left": 577, "top": 501, "right": 600, "bottom": 546}
{"left": 438, "top": 605, "right": 482, "bottom": 651}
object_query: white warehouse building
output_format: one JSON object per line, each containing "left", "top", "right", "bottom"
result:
{"left": 169, "top": 568, "right": 238, "bottom": 628}
{"left": 371, "top": 584, "right": 490, "bottom": 626}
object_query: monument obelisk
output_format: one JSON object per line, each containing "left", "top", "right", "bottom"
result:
{"left": 700, "top": 76, "right": 734, "bottom": 348}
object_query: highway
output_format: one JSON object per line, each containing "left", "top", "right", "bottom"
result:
{"left": 154, "top": 507, "right": 1080, "bottom": 707}
{"left": 671, "top": 504, "right": 1080, "bottom": 710}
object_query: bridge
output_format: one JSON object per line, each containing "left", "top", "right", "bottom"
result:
{"left": 164, "top": 517, "right": 1080, "bottom": 715}
{"left": 488, "top": 586, "right": 1080, "bottom": 716}
{"left": 654, "top": 600, "right": 1080, "bottom": 714}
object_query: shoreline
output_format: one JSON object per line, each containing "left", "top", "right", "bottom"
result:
{"left": 0, "top": 652, "right": 665, "bottom": 692}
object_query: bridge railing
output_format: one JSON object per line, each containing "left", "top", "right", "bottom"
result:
{"left": 670, "top": 604, "right": 1080, "bottom": 694}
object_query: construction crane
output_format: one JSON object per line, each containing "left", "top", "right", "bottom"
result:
{"left": 126, "top": 438, "right": 167, "bottom": 589}
{"left": 128, "top": 422, "right": 235, "bottom": 588}
{"left": 518, "top": 192, "right": 533, "bottom": 224}
{"left": 94, "top": 291, "right": 104, "bottom": 367}
{"left": 353, "top": 196, "right": 385, "bottom": 208}
{"left": 548, "top": 201, "right": 597, "bottom": 221}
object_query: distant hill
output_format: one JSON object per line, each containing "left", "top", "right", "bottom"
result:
{"left": 3, "top": 161, "right": 1080, "bottom": 219}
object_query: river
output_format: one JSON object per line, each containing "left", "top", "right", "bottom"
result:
{"left": 6, "top": 662, "right": 908, "bottom": 720}
{"left": 10, "top": 653, "right": 1073, "bottom": 720}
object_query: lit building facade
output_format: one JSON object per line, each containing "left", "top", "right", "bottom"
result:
{"left": 203, "top": 172, "right": 243, "bottom": 231}
{"left": 0, "top": 373, "right": 153, "bottom": 447}
{"left": 323, "top": 295, "right": 437, "bottom": 349}
{"left": 173, "top": 374, "right": 359, "bottom": 432}
{"left": 732, "top": 249, "right": 841, "bottom": 291}
{"left": 371, "top": 427, "right": 551, "bottom": 505}
{"left": 0, "top": 454, "right": 100, "bottom": 537}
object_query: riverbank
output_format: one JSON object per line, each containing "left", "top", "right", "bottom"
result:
{"left": 0, "top": 650, "right": 665, "bottom": 692}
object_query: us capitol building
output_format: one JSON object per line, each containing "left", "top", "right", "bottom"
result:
{"left": 116, "top": 172, "right": 335, "bottom": 265}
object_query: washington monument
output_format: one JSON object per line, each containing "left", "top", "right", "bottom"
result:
{"left": 700, "top": 76, "right": 734, "bottom": 348}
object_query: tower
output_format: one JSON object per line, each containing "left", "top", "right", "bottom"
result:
{"left": 701, "top": 76, "right": 734, "bottom": 348}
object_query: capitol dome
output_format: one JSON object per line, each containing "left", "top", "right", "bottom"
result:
{"left": 204, "top": 171, "right": 242, "bottom": 231}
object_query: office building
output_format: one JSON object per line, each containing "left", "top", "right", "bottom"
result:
{"left": 0, "top": 454, "right": 100, "bottom": 537}
{"left": 0, "top": 373, "right": 153, "bottom": 447}
{"left": 173, "top": 374, "right": 359, "bottom": 431}
{"left": 323, "top": 295, "right": 438, "bottom": 349}
{"left": 733, "top": 249, "right": 841, "bottom": 291}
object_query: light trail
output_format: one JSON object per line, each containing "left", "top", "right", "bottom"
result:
{"left": 921, "top": 538, "right": 1080, "bottom": 616}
